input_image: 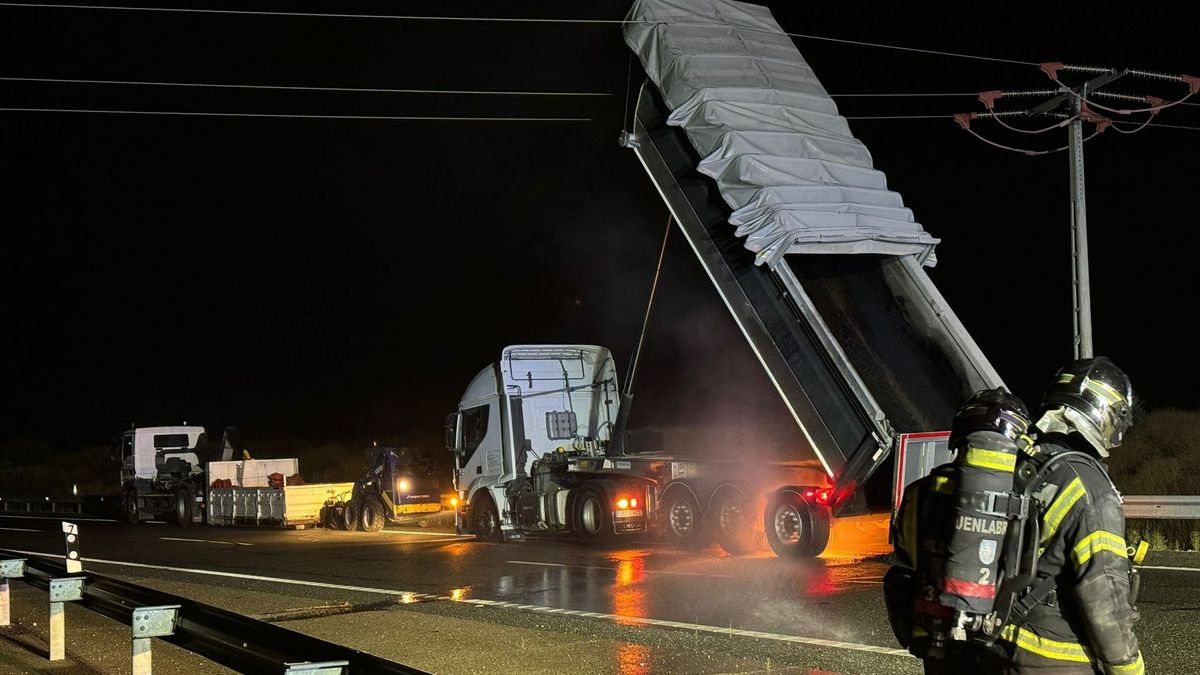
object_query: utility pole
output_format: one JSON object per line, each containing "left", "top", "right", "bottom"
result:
{"left": 1068, "top": 91, "right": 1093, "bottom": 359}
{"left": 961, "top": 64, "right": 1195, "bottom": 359}
{"left": 1028, "top": 69, "right": 1125, "bottom": 359}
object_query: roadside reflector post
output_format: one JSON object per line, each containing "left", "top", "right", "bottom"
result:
{"left": 130, "top": 604, "right": 181, "bottom": 675}
{"left": 47, "top": 575, "right": 85, "bottom": 661}
{"left": 62, "top": 521, "right": 82, "bottom": 574}
{"left": 0, "top": 558, "right": 28, "bottom": 627}
{"left": 284, "top": 661, "right": 351, "bottom": 675}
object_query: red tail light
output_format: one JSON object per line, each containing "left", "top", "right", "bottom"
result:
{"left": 817, "top": 489, "right": 831, "bottom": 505}
{"left": 804, "top": 489, "right": 815, "bottom": 499}
{"left": 630, "top": 497, "right": 639, "bottom": 508}
{"left": 616, "top": 498, "right": 630, "bottom": 509}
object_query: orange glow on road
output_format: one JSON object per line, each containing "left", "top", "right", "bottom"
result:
{"left": 442, "top": 542, "right": 471, "bottom": 557}
{"left": 609, "top": 549, "right": 648, "bottom": 625}
{"left": 448, "top": 587, "right": 469, "bottom": 601}
{"left": 615, "top": 642, "right": 651, "bottom": 675}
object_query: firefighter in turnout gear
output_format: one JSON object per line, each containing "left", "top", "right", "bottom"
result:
{"left": 887, "top": 387, "right": 1033, "bottom": 673}
{"left": 984, "top": 357, "right": 1143, "bottom": 674}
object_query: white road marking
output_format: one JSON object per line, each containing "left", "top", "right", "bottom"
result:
{"left": 0, "top": 514, "right": 119, "bottom": 523}
{"left": 160, "top": 537, "right": 253, "bottom": 547}
{"left": 6, "top": 548, "right": 911, "bottom": 659}
{"left": 506, "top": 559, "right": 731, "bottom": 578}
{"left": 0, "top": 526, "right": 41, "bottom": 532}
{"left": 1141, "top": 565, "right": 1200, "bottom": 572}
{"left": 383, "top": 530, "right": 472, "bottom": 539}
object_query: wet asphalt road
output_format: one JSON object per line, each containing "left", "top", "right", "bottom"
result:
{"left": 1, "top": 513, "right": 1197, "bottom": 674}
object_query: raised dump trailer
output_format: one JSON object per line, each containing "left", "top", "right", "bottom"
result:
{"left": 449, "top": 1, "right": 1004, "bottom": 557}
{"left": 614, "top": 0, "right": 1004, "bottom": 549}
{"left": 207, "top": 459, "right": 352, "bottom": 529}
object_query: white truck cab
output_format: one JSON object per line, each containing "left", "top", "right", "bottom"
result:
{"left": 119, "top": 424, "right": 209, "bottom": 525}
{"left": 120, "top": 425, "right": 207, "bottom": 481}
{"left": 447, "top": 345, "right": 648, "bottom": 541}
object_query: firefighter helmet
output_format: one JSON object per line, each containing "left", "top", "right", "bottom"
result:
{"left": 949, "top": 387, "right": 1032, "bottom": 451}
{"left": 1038, "top": 357, "right": 1134, "bottom": 455}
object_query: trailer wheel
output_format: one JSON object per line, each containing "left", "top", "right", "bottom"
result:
{"left": 573, "top": 484, "right": 610, "bottom": 540}
{"left": 711, "top": 486, "right": 764, "bottom": 555}
{"left": 174, "top": 489, "right": 194, "bottom": 527}
{"left": 764, "top": 490, "right": 831, "bottom": 558}
{"left": 659, "top": 487, "right": 707, "bottom": 548}
{"left": 360, "top": 498, "right": 387, "bottom": 532}
{"left": 472, "top": 493, "right": 502, "bottom": 542}
{"left": 124, "top": 490, "right": 141, "bottom": 525}
{"left": 342, "top": 500, "right": 361, "bottom": 532}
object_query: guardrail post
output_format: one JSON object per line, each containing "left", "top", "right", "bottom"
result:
{"left": 47, "top": 575, "right": 85, "bottom": 661}
{"left": 130, "top": 604, "right": 180, "bottom": 675}
{"left": 1, "top": 558, "right": 28, "bottom": 627}
{"left": 284, "top": 661, "right": 350, "bottom": 674}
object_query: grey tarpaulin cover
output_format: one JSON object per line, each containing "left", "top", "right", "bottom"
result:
{"left": 624, "top": 0, "right": 939, "bottom": 267}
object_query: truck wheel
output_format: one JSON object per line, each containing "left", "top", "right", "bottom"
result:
{"left": 472, "top": 494, "right": 502, "bottom": 542}
{"left": 711, "top": 486, "right": 763, "bottom": 555}
{"left": 573, "top": 484, "right": 610, "bottom": 540}
{"left": 660, "top": 488, "right": 707, "bottom": 548}
{"left": 764, "top": 490, "right": 831, "bottom": 558}
{"left": 174, "top": 489, "right": 194, "bottom": 527}
{"left": 360, "top": 498, "right": 387, "bottom": 532}
{"left": 342, "top": 500, "right": 361, "bottom": 532}
{"left": 124, "top": 491, "right": 141, "bottom": 525}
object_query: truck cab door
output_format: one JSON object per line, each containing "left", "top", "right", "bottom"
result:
{"left": 453, "top": 400, "right": 504, "bottom": 500}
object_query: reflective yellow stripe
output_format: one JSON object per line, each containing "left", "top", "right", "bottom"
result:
{"left": 1000, "top": 625, "right": 1093, "bottom": 663}
{"left": 1109, "top": 652, "right": 1144, "bottom": 675}
{"left": 1041, "top": 477, "right": 1086, "bottom": 544}
{"left": 1086, "top": 378, "right": 1124, "bottom": 404}
{"left": 912, "top": 627, "right": 928, "bottom": 637}
{"left": 1074, "top": 530, "right": 1128, "bottom": 567}
{"left": 932, "top": 476, "right": 954, "bottom": 494}
{"left": 964, "top": 447, "right": 1016, "bottom": 472}
{"left": 1058, "top": 374, "right": 1076, "bottom": 383}
{"left": 1131, "top": 540, "right": 1149, "bottom": 565}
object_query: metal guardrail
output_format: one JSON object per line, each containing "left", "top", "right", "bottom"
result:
{"left": 0, "top": 549, "right": 426, "bottom": 674}
{"left": 1123, "top": 495, "right": 1200, "bottom": 520}
{"left": 0, "top": 496, "right": 85, "bottom": 514}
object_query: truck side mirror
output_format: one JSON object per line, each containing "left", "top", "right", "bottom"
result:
{"left": 444, "top": 413, "right": 459, "bottom": 453}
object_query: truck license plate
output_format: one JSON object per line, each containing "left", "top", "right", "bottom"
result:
{"left": 615, "top": 509, "right": 644, "bottom": 519}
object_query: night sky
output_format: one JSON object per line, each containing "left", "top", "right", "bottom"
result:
{"left": 2, "top": 1, "right": 1197, "bottom": 453}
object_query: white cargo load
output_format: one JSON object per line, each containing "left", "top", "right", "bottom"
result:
{"left": 207, "top": 458, "right": 300, "bottom": 487}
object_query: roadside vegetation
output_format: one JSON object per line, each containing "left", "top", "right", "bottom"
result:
{"left": 1109, "top": 408, "right": 1200, "bottom": 551}
{"left": 0, "top": 438, "right": 416, "bottom": 498}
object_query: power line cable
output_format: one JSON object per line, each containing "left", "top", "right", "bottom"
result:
{"left": 829, "top": 92, "right": 979, "bottom": 98}
{"left": 0, "top": 3, "right": 1040, "bottom": 67}
{"left": 843, "top": 113, "right": 956, "bottom": 120}
{"left": 0, "top": 75, "right": 613, "bottom": 96}
{"left": 840, "top": 111, "right": 1200, "bottom": 133}
{"left": 0, "top": 2, "right": 635, "bottom": 22}
{"left": 0, "top": 107, "right": 593, "bottom": 121}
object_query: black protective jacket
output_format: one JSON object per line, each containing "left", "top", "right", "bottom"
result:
{"left": 989, "top": 433, "right": 1143, "bottom": 674}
